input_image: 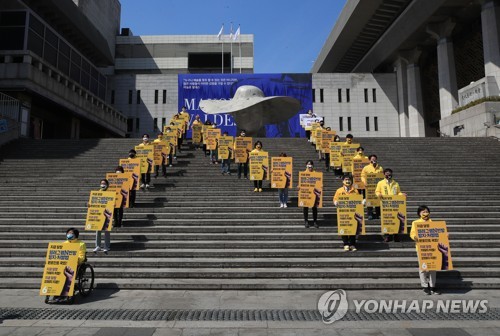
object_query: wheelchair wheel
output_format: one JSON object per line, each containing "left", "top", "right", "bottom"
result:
{"left": 77, "top": 263, "right": 94, "bottom": 297}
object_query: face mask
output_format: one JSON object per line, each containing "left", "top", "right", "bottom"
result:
{"left": 256, "top": 146, "right": 261, "bottom": 149}
{"left": 343, "top": 180, "right": 352, "bottom": 186}
{"left": 386, "top": 175, "right": 392, "bottom": 180}
{"left": 306, "top": 165, "right": 313, "bottom": 169}
{"left": 371, "top": 160, "right": 377, "bottom": 165}
{"left": 420, "top": 213, "right": 430, "bottom": 220}
{"left": 212, "top": 125, "right": 216, "bottom": 128}
{"left": 143, "top": 138, "right": 149, "bottom": 141}
{"left": 129, "top": 153, "right": 136, "bottom": 158}
{"left": 116, "top": 171, "right": 121, "bottom": 174}
{"left": 100, "top": 184, "right": 107, "bottom": 190}
{"left": 66, "top": 234, "right": 75, "bottom": 240}
{"left": 241, "top": 133, "right": 246, "bottom": 137}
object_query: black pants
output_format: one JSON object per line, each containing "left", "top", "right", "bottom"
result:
{"left": 238, "top": 162, "right": 249, "bottom": 178}
{"left": 177, "top": 137, "right": 183, "bottom": 151}
{"left": 141, "top": 173, "right": 151, "bottom": 184}
{"left": 114, "top": 207, "right": 123, "bottom": 227}
{"left": 367, "top": 206, "right": 380, "bottom": 218}
{"left": 306, "top": 130, "right": 311, "bottom": 139}
{"left": 129, "top": 190, "right": 136, "bottom": 208}
{"left": 358, "top": 189, "right": 366, "bottom": 198}
{"left": 324, "top": 153, "right": 330, "bottom": 168}
{"left": 303, "top": 207, "right": 318, "bottom": 221}
{"left": 253, "top": 180, "right": 263, "bottom": 188}
{"left": 155, "top": 158, "right": 166, "bottom": 176}
{"left": 341, "top": 235, "right": 356, "bottom": 246}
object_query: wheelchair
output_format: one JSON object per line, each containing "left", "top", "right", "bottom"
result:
{"left": 44, "top": 258, "right": 94, "bottom": 304}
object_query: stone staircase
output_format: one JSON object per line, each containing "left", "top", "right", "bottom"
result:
{"left": 0, "top": 137, "right": 499, "bottom": 290}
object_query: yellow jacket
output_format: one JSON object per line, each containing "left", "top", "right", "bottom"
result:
{"left": 333, "top": 186, "right": 358, "bottom": 202}
{"left": 361, "top": 164, "right": 384, "bottom": 186}
{"left": 64, "top": 239, "right": 86, "bottom": 265}
{"left": 375, "top": 179, "right": 402, "bottom": 197}
{"left": 410, "top": 218, "right": 433, "bottom": 252}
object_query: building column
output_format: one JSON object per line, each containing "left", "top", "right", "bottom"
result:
{"left": 427, "top": 18, "right": 458, "bottom": 118}
{"left": 71, "top": 118, "right": 80, "bottom": 139}
{"left": 394, "top": 57, "right": 409, "bottom": 137}
{"left": 401, "top": 49, "right": 426, "bottom": 137}
{"left": 481, "top": 0, "right": 500, "bottom": 89}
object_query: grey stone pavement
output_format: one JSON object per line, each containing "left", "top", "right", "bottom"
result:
{"left": 0, "top": 289, "right": 499, "bottom": 335}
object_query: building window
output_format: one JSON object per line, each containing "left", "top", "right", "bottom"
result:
{"left": 338, "top": 89, "right": 342, "bottom": 103}
{"left": 154, "top": 90, "right": 158, "bottom": 104}
{"left": 127, "top": 118, "right": 133, "bottom": 132}
{"left": 347, "top": 117, "right": 352, "bottom": 131}
{"left": 320, "top": 89, "right": 324, "bottom": 103}
{"left": 374, "top": 117, "right": 378, "bottom": 131}
{"left": 136, "top": 90, "right": 141, "bottom": 104}
{"left": 372, "top": 88, "right": 377, "bottom": 103}
{"left": 153, "top": 118, "right": 158, "bottom": 131}
{"left": 161, "top": 118, "right": 166, "bottom": 129}
{"left": 346, "top": 89, "right": 350, "bottom": 103}
{"left": 312, "top": 89, "right": 316, "bottom": 103}
{"left": 366, "top": 117, "right": 370, "bottom": 131}
{"left": 339, "top": 117, "right": 343, "bottom": 132}
{"left": 111, "top": 90, "right": 115, "bottom": 104}
{"left": 136, "top": 118, "right": 140, "bottom": 131}
{"left": 163, "top": 90, "right": 167, "bottom": 104}
{"left": 364, "top": 89, "right": 368, "bottom": 103}
{"left": 128, "top": 90, "right": 132, "bottom": 104}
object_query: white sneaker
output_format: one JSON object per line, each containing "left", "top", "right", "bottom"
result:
{"left": 283, "top": 203, "right": 287, "bottom": 208}
{"left": 93, "top": 247, "right": 101, "bottom": 252}
{"left": 103, "top": 248, "right": 109, "bottom": 253}
{"left": 280, "top": 203, "right": 284, "bottom": 208}
{"left": 145, "top": 184, "right": 150, "bottom": 189}
{"left": 140, "top": 183, "right": 145, "bottom": 188}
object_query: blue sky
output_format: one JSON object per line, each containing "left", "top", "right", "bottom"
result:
{"left": 119, "top": 0, "right": 345, "bottom": 73}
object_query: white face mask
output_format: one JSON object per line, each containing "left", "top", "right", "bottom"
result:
{"left": 143, "top": 138, "right": 148, "bottom": 141}
{"left": 116, "top": 171, "right": 121, "bottom": 174}
{"left": 306, "top": 165, "right": 313, "bottom": 169}
{"left": 100, "top": 184, "right": 107, "bottom": 189}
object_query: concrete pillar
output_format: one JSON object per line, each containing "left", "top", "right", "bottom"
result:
{"left": 427, "top": 19, "right": 458, "bottom": 118}
{"left": 481, "top": 0, "right": 500, "bottom": 89}
{"left": 71, "top": 118, "right": 80, "bottom": 139}
{"left": 401, "top": 48, "right": 426, "bottom": 137}
{"left": 394, "top": 58, "right": 409, "bottom": 137}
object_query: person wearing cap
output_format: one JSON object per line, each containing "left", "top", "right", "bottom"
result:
{"left": 334, "top": 175, "right": 361, "bottom": 251}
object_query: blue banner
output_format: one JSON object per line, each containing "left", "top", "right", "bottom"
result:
{"left": 178, "top": 73, "right": 312, "bottom": 137}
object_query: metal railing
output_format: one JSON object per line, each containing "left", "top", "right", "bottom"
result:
{"left": 0, "top": 92, "right": 20, "bottom": 121}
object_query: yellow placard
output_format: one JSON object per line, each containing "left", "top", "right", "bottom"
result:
{"left": 341, "top": 143, "right": 358, "bottom": 173}
{"left": 106, "top": 173, "right": 132, "bottom": 208}
{"left": 336, "top": 194, "right": 365, "bottom": 235}
{"left": 192, "top": 124, "right": 203, "bottom": 144}
{"left": 206, "top": 129, "right": 221, "bottom": 150}
{"left": 380, "top": 195, "right": 407, "bottom": 235}
{"left": 271, "top": 157, "right": 293, "bottom": 189}
{"left": 321, "top": 130, "right": 335, "bottom": 153}
{"left": 249, "top": 151, "right": 269, "bottom": 181}
{"left": 234, "top": 137, "right": 253, "bottom": 163}
{"left": 329, "top": 143, "right": 342, "bottom": 168}
{"left": 85, "top": 190, "right": 116, "bottom": 231}
{"left": 164, "top": 131, "right": 177, "bottom": 155}
{"left": 173, "top": 120, "right": 185, "bottom": 135}
{"left": 310, "top": 122, "right": 320, "bottom": 143}
{"left": 119, "top": 158, "right": 141, "bottom": 191}
{"left": 178, "top": 112, "right": 190, "bottom": 124}
{"left": 315, "top": 128, "right": 323, "bottom": 151}
{"left": 135, "top": 145, "right": 154, "bottom": 173}
{"left": 218, "top": 136, "right": 234, "bottom": 160}
{"left": 353, "top": 157, "right": 370, "bottom": 189}
{"left": 415, "top": 221, "right": 453, "bottom": 271}
{"left": 40, "top": 242, "right": 79, "bottom": 296}
{"left": 365, "top": 172, "right": 384, "bottom": 207}
{"left": 298, "top": 171, "right": 323, "bottom": 208}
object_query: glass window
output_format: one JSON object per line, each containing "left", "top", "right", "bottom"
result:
{"left": 346, "top": 89, "right": 350, "bottom": 103}
{"left": 366, "top": 117, "right": 370, "bottom": 131}
{"left": 27, "top": 29, "right": 43, "bottom": 56}
{"left": 338, "top": 89, "right": 342, "bottom": 103}
{"left": 364, "top": 89, "right": 368, "bottom": 103}
{"left": 339, "top": 117, "right": 343, "bottom": 132}
{"left": 320, "top": 89, "right": 324, "bottom": 103}
{"left": 28, "top": 14, "right": 44, "bottom": 37}
{"left": 347, "top": 117, "right": 352, "bottom": 131}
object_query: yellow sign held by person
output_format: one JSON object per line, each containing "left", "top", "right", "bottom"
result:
{"left": 135, "top": 145, "right": 154, "bottom": 174}
{"left": 249, "top": 151, "right": 269, "bottom": 180}
{"left": 85, "top": 190, "right": 116, "bottom": 231}
{"left": 173, "top": 120, "right": 185, "bottom": 136}
{"left": 178, "top": 112, "right": 190, "bottom": 125}
{"left": 381, "top": 195, "right": 407, "bottom": 234}
{"left": 271, "top": 157, "right": 293, "bottom": 188}
{"left": 235, "top": 137, "right": 253, "bottom": 163}
{"left": 415, "top": 221, "right": 453, "bottom": 271}
{"left": 298, "top": 171, "right": 323, "bottom": 208}
{"left": 164, "top": 131, "right": 177, "bottom": 155}
{"left": 218, "top": 136, "right": 234, "bottom": 160}
{"left": 206, "top": 128, "right": 221, "bottom": 150}
{"left": 192, "top": 124, "right": 203, "bottom": 144}
{"left": 341, "top": 143, "right": 358, "bottom": 173}
{"left": 336, "top": 194, "right": 365, "bottom": 236}
{"left": 365, "top": 172, "right": 384, "bottom": 207}
{"left": 106, "top": 173, "right": 132, "bottom": 208}
{"left": 119, "top": 158, "right": 141, "bottom": 191}
{"left": 310, "top": 122, "right": 320, "bottom": 144}
{"left": 40, "top": 242, "right": 79, "bottom": 297}
{"left": 321, "top": 130, "right": 335, "bottom": 154}
{"left": 353, "top": 157, "right": 370, "bottom": 189}
{"left": 315, "top": 128, "right": 324, "bottom": 151}
{"left": 153, "top": 141, "right": 167, "bottom": 164}
{"left": 330, "top": 143, "right": 342, "bottom": 168}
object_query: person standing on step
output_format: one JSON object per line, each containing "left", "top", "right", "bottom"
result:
{"left": 410, "top": 205, "right": 441, "bottom": 295}
{"left": 324, "top": 127, "right": 332, "bottom": 172}
{"left": 277, "top": 152, "right": 290, "bottom": 208}
{"left": 250, "top": 141, "right": 265, "bottom": 192}
{"left": 172, "top": 114, "right": 184, "bottom": 153}
{"left": 302, "top": 160, "right": 319, "bottom": 229}
{"left": 376, "top": 168, "right": 405, "bottom": 242}
{"left": 334, "top": 175, "right": 361, "bottom": 251}
{"left": 179, "top": 106, "right": 190, "bottom": 142}
{"left": 191, "top": 114, "right": 203, "bottom": 150}
{"left": 93, "top": 179, "right": 112, "bottom": 253}
{"left": 153, "top": 132, "right": 167, "bottom": 178}
{"left": 209, "top": 123, "right": 219, "bottom": 164}
{"left": 138, "top": 134, "right": 152, "bottom": 189}
{"left": 220, "top": 131, "right": 232, "bottom": 175}
{"left": 332, "top": 135, "right": 343, "bottom": 178}
{"left": 127, "top": 149, "right": 138, "bottom": 208}
{"left": 112, "top": 166, "right": 127, "bottom": 228}
{"left": 305, "top": 109, "right": 315, "bottom": 142}
{"left": 236, "top": 130, "right": 249, "bottom": 179}
{"left": 361, "top": 154, "right": 383, "bottom": 220}
{"left": 202, "top": 121, "right": 212, "bottom": 157}
{"left": 353, "top": 146, "right": 369, "bottom": 198}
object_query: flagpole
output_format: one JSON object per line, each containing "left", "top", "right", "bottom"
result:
{"left": 238, "top": 25, "right": 242, "bottom": 73}
{"left": 230, "top": 22, "right": 233, "bottom": 74}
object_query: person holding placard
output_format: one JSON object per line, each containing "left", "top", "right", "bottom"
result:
{"left": 202, "top": 121, "right": 212, "bottom": 156}
{"left": 250, "top": 141, "right": 265, "bottom": 192}
{"left": 109, "top": 166, "right": 127, "bottom": 228}
{"left": 219, "top": 131, "right": 233, "bottom": 175}
{"left": 376, "top": 168, "right": 405, "bottom": 242}
{"left": 172, "top": 114, "right": 184, "bottom": 153}
{"left": 332, "top": 135, "right": 343, "bottom": 178}
{"left": 208, "top": 124, "right": 220, "bottom": 164}
{"left": 137, "top": 134, "right": 152, "bottom": 189}
{"left": 93, "top": 180, "right": 113, "bottom": 253}
{"left": 353, "top": 146, "right": 369, "bottom": 197}
{"left": 316, "top": 120, "right": 326, "bottom": 161}
{"left": 334, "top": 175, "right": 363, "bottom": 251}
{"left": 153, "top": 132, "right": 167, "bottom": 178}
{"left": 410, "top": 205, "right": 440, "bottom": 295}
{"left": 179, "top": 106, "right": 190, "bottom": 141}
{"left": 274, "top": 152, "right": 291, "bottom": 208}
{"left": 236, "top": 130, "right": 250, "bottom": 179}
{"left": 361, "top": 154, "right": 384, "bottom": 220}
{"left": 64, "top": 228, "right": 86, "bottom": 265}
{"left": 191, "top": 114, "right": 203, "bottom": 150}
{"left": 301, "top": 160, "right": 320, "bottom": 228}
{"left": 305, "top": 110, "right": 315, "bottom": 141}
